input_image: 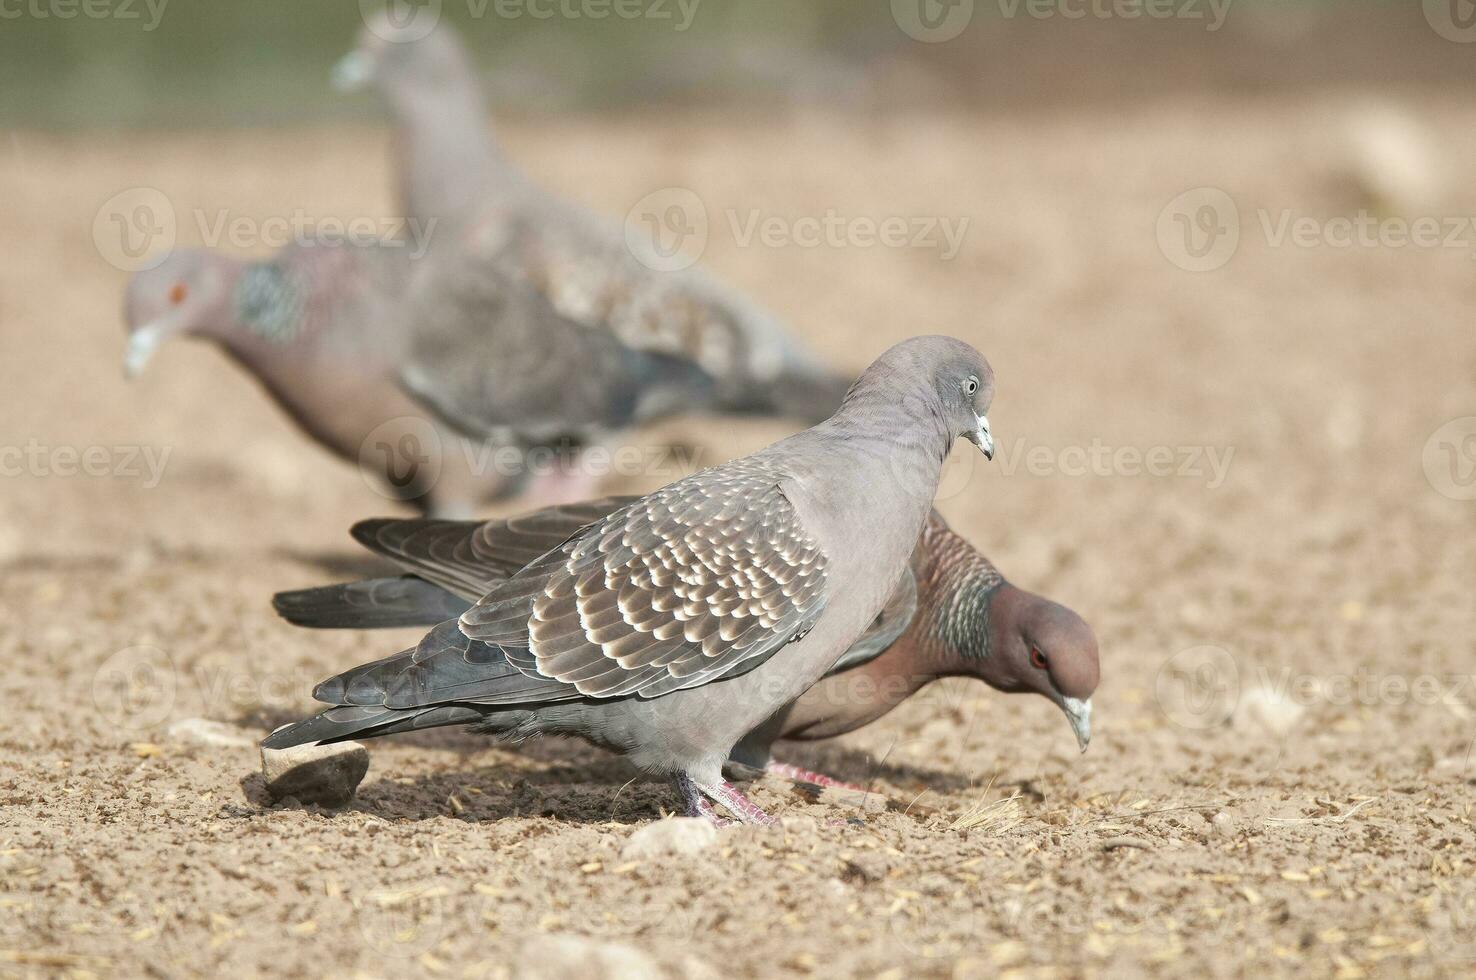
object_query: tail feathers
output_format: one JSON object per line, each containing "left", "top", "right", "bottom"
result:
{"left": 719, "top": 367, "right": 854, "bottom": 425}
{"left": 272, "top": 576, "right": 472, "bottom": 629}
{"left": 261, "top": 702, "right": 490, "bottom": 750}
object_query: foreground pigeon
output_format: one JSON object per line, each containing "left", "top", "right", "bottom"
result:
{"left": 277, "top": 507, "right": 1096, "bottom": 788}
{"left": 332, "top": 13, "right": 851, "bottom": 424}
{"left": 123, "top": 234, "right": 826, "bottom": 515}
{"left": 264, "top": 336, "right": 996, "bottom": 823}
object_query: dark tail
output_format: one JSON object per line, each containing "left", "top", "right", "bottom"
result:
{"left": 263, "top": 620, "right": 573, "bottom": 750}
{"left": 719, "top": 367, "right": 854, "bottom": 424}
{"left": 271, "top": 576, "right": 473, "bottom": 629}
{"left": 262, "top": 701, "right": 492, "bottom": 749}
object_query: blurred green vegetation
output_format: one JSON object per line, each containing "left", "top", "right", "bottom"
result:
{"left": 0, "top": 0, "right": 1448, "bottom": 128}
{"left": 0, "top": 0, "right": 892, "bottom": 127}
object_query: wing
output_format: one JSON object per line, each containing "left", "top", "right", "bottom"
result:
{"left": 459, "top": 460, "right": 829, "bottom": 698}
{"left": 826, "top": 566, "right": 919, "bottom": 676}
{"left": 350, "top": 498, "right": 632, "bottom": 600}
{"left": 398, "top": 253, "right": 714, "bottom": 442}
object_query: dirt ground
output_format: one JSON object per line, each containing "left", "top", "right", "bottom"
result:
{"left": 3, "top": 93, "right": 1476, "bottom": 979}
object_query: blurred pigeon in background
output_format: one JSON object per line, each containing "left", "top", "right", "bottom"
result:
{"left": 333, "top": 12, "right": 853, "bottom": 425}
{"left": 264, "top": 336, "right": 997, "bottom": 824}
{"left": 124, "top": 242, "right": 726, "bottom": 514}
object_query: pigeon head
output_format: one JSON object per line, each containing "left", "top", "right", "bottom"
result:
{"left": 848, "top": 336, "right": 995, "bottom": 459}
{"left": 912, "top": 514, "right": 1098, "bottom": 751}
{"left": 123, "top": 249, "right": 243, "bottom": 377}
{"left": 333, "top": 12, "right": 479, "bottom": 111}
{"left": 982, "top": 586, "right": 1099, "bottom": 752}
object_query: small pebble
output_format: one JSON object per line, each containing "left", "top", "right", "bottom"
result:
{"left": 620, "top": 817, "right": 717, "bottom": 859}
{"left": 1212, "top": 811, "right": 1236, "bottom": 839}
{"left": 515, "top": 934, "right": 660, "bottom": 980}
{"left": 260, "top": 737, "right": 369, "bottom": 807}
{"left": 169, "top": 718, "right": 256, "bottom": 748}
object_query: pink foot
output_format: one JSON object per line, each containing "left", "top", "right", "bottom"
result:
{"left": 766, "top": 761, "right": 869, "bottom": 794}
{"left": 677, "top": 774, "right": 778, "bottom": 826}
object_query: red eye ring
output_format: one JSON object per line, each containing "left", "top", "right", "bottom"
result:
{"left": 168, "top": 282, "right": 188, "bottom": 305}
{"left": 1030, "top": 646, "right": 1048, "bottom": 670}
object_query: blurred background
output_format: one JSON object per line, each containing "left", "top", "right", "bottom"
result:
{"left": 5, "top": 2, "right": 1476, "bottom": 977}
{"left": 2, "top": 0, "right": 1471, "bottom": 126}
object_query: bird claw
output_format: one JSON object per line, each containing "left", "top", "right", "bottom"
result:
{"left": 676, "top": 774, "right": 777, "bottom": 826}
{"left": 765, "top": 760, "right": 868, "bottom": 794}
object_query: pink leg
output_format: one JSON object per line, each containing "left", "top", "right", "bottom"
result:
{"left": 677, "top": 774, "right": 777, "bottom": 826}
{"left": 766, "top": 760, "right": 869, "bottom": 794}
{"left": 523, "top": 454, "right": 603, "bottom": 507}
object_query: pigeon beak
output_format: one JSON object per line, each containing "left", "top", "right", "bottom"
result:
{"left": 1060, "top": 696, "right": 1092, "bottom": 752}
{"left": 332, "top": 50, "right": 374, "bottom": 92}
{"left": 123, "top": 321, "right": 171, "bottom": 378}
{"left": 965, "top": 414, "right": 994, "bottom": 460}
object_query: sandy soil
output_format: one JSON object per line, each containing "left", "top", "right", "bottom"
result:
{"left": 3, "top": 95, "right": 1476, "bottom": 978}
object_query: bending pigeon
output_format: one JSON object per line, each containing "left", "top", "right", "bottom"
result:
{"left": 332, "top": 14, "right": 852, "bottom": 424}
{"left": 123, "top": 233, "right": 809, "bottom": 515}
{"left": 277, "top": 508, "right": 1096, "bottom": 789}
{"left": 264, "top": 336, "right": 997, "bottom": 824}
{"left": 731, "top": 509, "right": 1098, "bottom": 787}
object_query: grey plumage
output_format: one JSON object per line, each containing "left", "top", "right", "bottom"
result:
{"left": 121, "top": 232, "right": 802, "bottom": 515}
{"left": 265, "top": 336, "right": 997, "bottom": 823}
{"left": 334, "top": 13, "right": 854, "bottom": 426}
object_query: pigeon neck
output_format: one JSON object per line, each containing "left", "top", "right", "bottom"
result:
{"left": 390, "top": 85, "right": 502, "bottom": 228}
{"left": 909, "top": 516, "right": 1004, "bottom": 678}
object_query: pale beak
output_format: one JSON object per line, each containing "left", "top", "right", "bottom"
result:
{"left": 123, "top": 321, "right": 171, "bottom": 378}
{"left": 331, "top": 50, "right": 373, "bottom": 92}
{"left": 1060, "top": 696, "right": 1092, "bottom": 752}
{"left": 965, "top": 414, "right": 994, "bottom": 460}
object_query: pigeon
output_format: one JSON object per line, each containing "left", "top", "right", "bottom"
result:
{"left": 263, "top": 336, "right": 997, "bottom": 824}
{"left": 276, "top": 507, "right": 1096, "bottom": 792}
{"left": 729, "top": 508, "right": 1098, "bottom": 789}
{"left": 332, "top": 13, "right": 852, "bottom": 425}
{"left": 123, "top": 231, "right": 825, "bottom": 515}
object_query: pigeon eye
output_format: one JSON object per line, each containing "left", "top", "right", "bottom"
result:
{"left": 963, "top": 376, "right": 978, "bottom": 396}
{"left": 1030, "top": 646, "right": 1048, "bottom": 670}
{"left": 168, "top": 283, "right": 188, "bottom": 305}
